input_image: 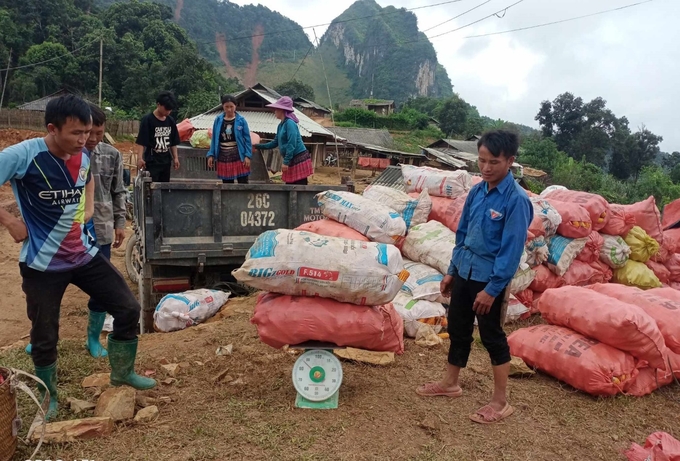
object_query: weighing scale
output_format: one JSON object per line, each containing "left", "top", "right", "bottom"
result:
{"left": 290, "top": 342, "right": 344, "bottom": 410}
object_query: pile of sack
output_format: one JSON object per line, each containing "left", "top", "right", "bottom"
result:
{"left": 233, "top": 165, "right": 476, "bottom": 350}
{"left": 508, "top": 285, "right": 680, "bottom": 396}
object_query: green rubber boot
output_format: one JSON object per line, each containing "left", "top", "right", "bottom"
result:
{"left": 85, "top": 311, "right": 108, "bottom": 358}
{"left": 107, "top": 336, "right": 156, "bottom": 390}
{"left": 34, "top": 362, "right": 59, "bottom": 421}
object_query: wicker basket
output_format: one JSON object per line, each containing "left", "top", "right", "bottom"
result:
{"left": 0, "top": 367, "right": 17, "bottom": 461}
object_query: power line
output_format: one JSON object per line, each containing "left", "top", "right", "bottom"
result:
{"left": 463, "top": 0, "right": 657, "bottom": 39}
{"left": 4, "top": 36, "right": 102, "bottom": 71}
{"left": 290, "top": 42, "right": 315, "bottom": 80}
{"left": 422, "top": 0, "right": 492, "bottom": 33}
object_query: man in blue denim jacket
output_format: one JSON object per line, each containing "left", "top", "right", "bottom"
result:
{"left": 417, "top": 130, "right": 533, "bottom": 424}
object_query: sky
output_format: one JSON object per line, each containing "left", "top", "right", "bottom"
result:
{"left": 230, "top": 0, "right": 680, "bottom": 152}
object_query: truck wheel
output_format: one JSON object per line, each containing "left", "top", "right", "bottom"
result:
{"left": 125, "top": 234, "right": 141, "bottom": 284}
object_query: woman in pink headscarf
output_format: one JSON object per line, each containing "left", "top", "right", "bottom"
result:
{"left": 253, "top": 96, "right": 313, "bottom": 185}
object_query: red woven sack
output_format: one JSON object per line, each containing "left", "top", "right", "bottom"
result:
{"left": 538, "top": 287, "right": 668, "bottom": 369}
{"left": 508, "top": 324, "right": 638, "bottom": 396}
{"left": 251, "top": 293, "right": 405, "bottom": 353}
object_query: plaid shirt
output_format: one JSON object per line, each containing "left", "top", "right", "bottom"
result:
{"left": 90, "top": 142, "right": 126, "bottom": 246}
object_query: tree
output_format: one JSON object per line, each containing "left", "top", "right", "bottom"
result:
{"left": 519, "top": 136, "right": 568, "bottom": 174}
{"left": 274, "top": 79, "right": 315, "bottom": 101}
{"left": 436, "top": 94, "right": 468, "bottom": 137}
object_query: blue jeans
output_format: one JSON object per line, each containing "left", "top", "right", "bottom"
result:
{"left": 88, "top": 244, "right": 111, "bottom": 313}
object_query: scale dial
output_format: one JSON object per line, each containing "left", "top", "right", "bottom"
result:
{"left": 292, "top": 349, "right": 343, "bottom": 402}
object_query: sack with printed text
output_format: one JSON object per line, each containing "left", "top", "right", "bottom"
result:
{"left": 233, "top": 230, "right": 409, "bottom": 305}
{"left": 392, "top": 292, "right": 446, "bottom": 337}
{"left": 316, "top": 190, "right": 407, "bottom": 244}
{"left": 599, "top": 234, "right": 631, "bottom": 269}
{"left": 625, "top": 432, "right": 680, "bottom": 461}
{"left": 525, "top": 236, "right": 549, "bottom": 267}
{"left": 509, "top": 251, "right": 536, "bottom": 294}
{"left": 401, "top": 221, "right": 457, "bottom": 275}
{"left": 546, "top": 235, "right": 588, "bottom": 276}
{"left": 562, "top": 260, "right": 608, "bottom": 286}
{"left": 538, "top": 286, "right": 668, "bottom": 369}
{"left": 402, "top": 259, "right": 448, "bottom": 303}
{"left": 593, "top": 284, "right": 680, "bottom": 355}
{"left": 401, "top": 164, "right": 472, "bottom": 198}
{"left": 363, "top": 185, "right": 431, "bottom": 229}
{"left": 529, "top": 198, "right": 562, "bottom": 237}
{"left": 154, "top": 289, "right": 231, "bottom": 332}
{"left": 508, "top": 324, "right": 638, "bottom": 396}
{"left": 529, "top": 264, "right": 566, "bottom": 293}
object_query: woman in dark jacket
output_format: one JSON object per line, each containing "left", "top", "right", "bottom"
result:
{"left": 207, "top": 94, "right": 253, "bottom": 183}
{"left": 253, "top": 96, "right": 313, "bottom": 185}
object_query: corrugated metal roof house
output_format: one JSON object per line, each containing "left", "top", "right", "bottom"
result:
{"left": 326, "top": 126, "right": 424, "bottom": 169}
{"left": 17, "top": 88, "right": 92, "bottom": 111}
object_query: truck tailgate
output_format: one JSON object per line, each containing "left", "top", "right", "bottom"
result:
{"left": 143, "top": 182, "right": 345, "bottom": 263}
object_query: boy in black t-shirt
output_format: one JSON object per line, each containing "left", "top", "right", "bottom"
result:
{"left": 135, "top": 91, "right": 181, "bottom": 182}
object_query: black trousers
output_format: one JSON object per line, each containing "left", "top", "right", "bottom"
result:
{"left": 146, "top": 162, "right": 171, "bottom": 182}
{"left": 21, "top": 252, "right": 141, "bottom": 367}
{"left": 223, "top": 176, "right": 249, "bottom": 184}
{"left": 447, "top": 274, "right": 510, "bottom": 368}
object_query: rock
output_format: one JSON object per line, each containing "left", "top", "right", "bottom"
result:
{"left": 159, "top": 357, "right": 170, "bottom": 365}
{"left": 419, "top": 415, "right": 440, "bottom": 432}
{"left": 216, "top": 344, "right": 233, "bottom": 356}
{"left": 82, "top": 373, "right": 110, "bottom": 388}
{"left": 212, "top": 368, "right": 231, "bottom": 383}
{"left": 160, "top": 378, "right": 176, "bottom": 385}
{"left": 31, "top": 417, "right": 114, "bottom": 443}
{"left": 178, "top": 362, "right": 191, "bottom": 370}
{"left": 135, "top": 395, "right": 157, "bottom": 408}
{"left": 94, "top": 387, "right": 136, "bottom": 422}
{"left": 509, "top": 357, "right": 535, "bottom": 378}
{"left": 161, "top": 363, "right": 180, "bottom": 377}
{"left": 67, "top": 397, "right": 96, "bottom": 414}
{"left": 134, "top": 405, "right": 159, "bottom": 423}
{"left": 334, "top": 348, "right": 394, "bottom": 366}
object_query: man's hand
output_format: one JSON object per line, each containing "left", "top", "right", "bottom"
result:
{"left": 113, "top": 228, "right": 126, "bottom": 249}
{"left": 137, "top": 157, "right": 146, "bottom": 171}
{"left": 207, "top": 157, "right": 214, "bottom": 169}
{"left": 282, "top": 165, "right": 289, "bottom": 173}
{"left": 473, "top": 290, "right": 496, "bottom": 315}
{"left": 244, "top": 157, "right": 251, "bottom": 169}
{"left": 7, "top": 218, "right": 28, "bottom": 243}
{"left": 440, "top": 275, "right": 454, "bottom": 297}
{"left": 173, "top": 157, "right": 180, "bottom": 170}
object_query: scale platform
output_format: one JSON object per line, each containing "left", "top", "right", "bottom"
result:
{"left": 290, "top": 342, "right": 345, "bottom": 410}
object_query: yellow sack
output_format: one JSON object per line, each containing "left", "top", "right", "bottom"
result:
{"left": 624, "top": 226, "right": 660, "bottom": 263}
{"left": 190, "top": 130, "right": 211, "bottom": 149}
{"left": 612, "top": 260, "right": 662, "bottom": 289}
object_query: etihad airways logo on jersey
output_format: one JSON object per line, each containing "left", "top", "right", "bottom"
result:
{"left": 38, "top": 188, "right": 83, "bottom": 205}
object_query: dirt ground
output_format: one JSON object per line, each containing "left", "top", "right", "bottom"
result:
{"left": 1, "top": 130, "right": 680, "bottom": 461}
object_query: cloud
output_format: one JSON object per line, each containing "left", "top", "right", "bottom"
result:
{"left": 231, "top": 0, "right": 680, "bottom": 151}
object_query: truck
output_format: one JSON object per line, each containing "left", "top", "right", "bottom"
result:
{"left": 125, "top": 146, "right": 349, "bottom": 332}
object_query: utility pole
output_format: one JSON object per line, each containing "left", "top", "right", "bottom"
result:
{"left": 0, "top": 49, "right": 12, "bottom": 112}
{"left": 98, "top": 38, "right": 103, "bottom": 106}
